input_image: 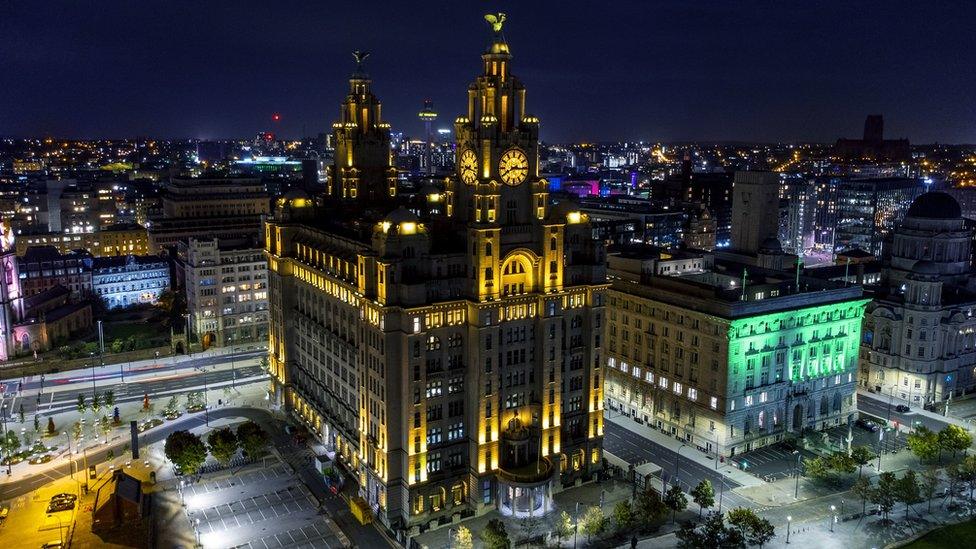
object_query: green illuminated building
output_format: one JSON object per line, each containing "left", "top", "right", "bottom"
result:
{"left": 605, "top": 248, "right": 868, "bottom": 457}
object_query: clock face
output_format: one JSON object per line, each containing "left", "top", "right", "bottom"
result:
{"left": 459, "top": 149, "right": 478, "bottom": 184}
{"left": 499, "top": 149, "right": 529, "bottom": 185}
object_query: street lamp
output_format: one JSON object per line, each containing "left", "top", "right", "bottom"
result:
{"left": 47, "top": 513, "right": 65, "bottom": 546}
{"left": 673, "top": 443, "right": 689, "bottom": 491}
{"left": 786, "top": 515, "right": 792, "bottom": 544}
{"left": 0, "top": 401, "right": 9, "bottom": 476}
{"left": 573, "top": 501, "right": 580, "bottom": 549}
{"left": 90, "top": 351, "right": 97, "bottom": 401}
{"left": 63, "top": 432, "right": 73, "bottom": 479}
{"left": 793, "top": 450, "right": 802, "bottom": 499}
{"left": 829, "top": 504, "right": 836, "bottom": 532}
{"left": 194, "top": 517, "right": 201, "bottom": 545}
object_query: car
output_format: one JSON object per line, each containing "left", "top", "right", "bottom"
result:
{"left": 856, "top": 418, "right": 880, "bottom": 432}
{"left": 28, "top": 454, "right": 53, "bottom": 465}
{"left": 41, "top": 541, "right": 63, "bottom": 549}
{"left": 0, "top": 507, "right": 8, "bottom": 519}
{"left": 51, "top": 493, "right": 77, "bottom": 502}
{"left": 895, "top": 404, "right": 910, "bottom": 413}
{"left": 45, "top": 502, "right": 73, "bottom": 513}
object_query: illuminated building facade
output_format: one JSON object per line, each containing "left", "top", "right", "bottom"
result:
{"left": 834, "top": 177, "right": 922, "bottom": 257}
{"left": 91, "top": 254, "right": 170, "bottom": 309}
{"left": 860, "top": 192, "right": 976, "bottom": 404}
{"left": 605, "top": 250, "right": 868, "bottom": 457}
{"left": 265, "top": 18, "right": 606, "bottom": 536}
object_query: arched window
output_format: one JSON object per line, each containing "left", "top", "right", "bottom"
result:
{"left": 426, "top": 335, "right": 441, "bottom": 351}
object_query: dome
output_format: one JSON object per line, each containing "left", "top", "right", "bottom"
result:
{"left": 910, "top": 260, "right": 940, "bottom": 275}
{"left": 283, "top": 188, "right": 310, "bottom": 201}
{"left": 759, "top": 237, "right": 783, "bottom": 253}
{"left": 906, "top": 192, "right": 961, "bottom": 220}
{"left": 383, "top": 207, "right": 419, "bottom": 225}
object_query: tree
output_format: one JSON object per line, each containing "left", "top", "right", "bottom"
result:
{"left": 634, "top": 487, "right": 668, "bottom": 526}
{"left": 236, "top": 421, "right": 269, "bottom": 458}
{"left": 98, "top": 415, "right": 111, "bottom": 438}
{"left": 555, "top": 510, "right": 575, "bottom": 541}
{"left": 164, "top": 430, "right": 207, "bottom": 474}
{"left": 727, "top": 507, "right": 775, "bottom": 547}
{"left": 454, "top": 525, "right": 473, "bottom": 549}
{"left": 872, "top": 471, "right": 898, "bottom": 522}
{"left": 920, "top": 468, "right": 940, "bottom": 514}
{"left": 664, "top": 484, "right": 688, "bottom": 523}
{"left": 46, "top": 417, "right": 55, "bottom": 436}
{"left": 207, "top": 428, "right": 238, "bottom": 465}
{"left": 852, "top": 475, "right": 872, "bottom": 515}
{"left": 33, "top": 415, "right": 39, "bottom": 433}
{"left": 480, "top": 518, "right": 510, "bottom": 549}
{"left": 907, "top": 426, "right": 940, "bottom": 462}
{"left": 850, "top": 445, "right": 876, "bottom": 477}
{"left": 91, "top": 392, "right": 101, "bottom": 413}
{"left": 961, "top": 454, "right": 976, "bottom": 502}
{"left": 580, "top": 505, "right": 607, "bottom": 542}
{"left": 676, "top": 511, "right": 745, "bottom": 549}
{"left": 938, "top": 425, "right": 973, "bottom": 460}
{"left": 18, "top": 404, "right": 24, "bottom": 423}
{"left": 827, "top": 451, "right": 857, "bottom": 475}
{"left": 946, "top": 463, "right": 963, "bottom": 507}
{"left": 164, "top": 396, "right": 179, "bottom": 415}
{"left": 71, "top": 421, "right": 82, "bottom": 441}
{"left": 2, "top": 430, "right": 19, "bottom": 455}
{"left": 895, "top": 470, "right": 921, "bottom": 520}
{"left": 76, "top": 394, "right": 86, "bottom": 413}
{"left": 111, "top": 339, "right": 124, "bottom": 354}
{"left": 612, "top": 500, "right": 635, "bottom": 531}
{"left": 691, "top": 480, "right": 715, "bottom": 518}
{"left": 104, "top": 390, "right": 115, "bottom": 408}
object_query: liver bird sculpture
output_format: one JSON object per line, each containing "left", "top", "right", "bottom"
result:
{"left": 484, "top": 13, "right": 506, "bottom": 33}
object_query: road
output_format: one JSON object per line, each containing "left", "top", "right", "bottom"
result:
{"left": 856, "top": 392, "right": 953, "bottom": 432}
{"left": 603, "top": 421, "right": 752, "bottom": 510}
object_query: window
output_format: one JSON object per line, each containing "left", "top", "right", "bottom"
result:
{"left": 688, "top": 388, "right": 698, "bottom": 401}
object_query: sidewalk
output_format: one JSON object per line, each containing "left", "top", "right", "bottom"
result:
{"left": 607, "top": 414, "right": 762, "bottom": 488}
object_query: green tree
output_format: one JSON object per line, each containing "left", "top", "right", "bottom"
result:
{"left": 938, "top": 425, "right": 973, "bottom": 460}
{"left": 872, "top": 471, "right": 898, "bottom": 522}
{"left": 164, "top": 395, "right": 179, "bottom": 415}
{"left": 664, "top": 484, "right": 688, "bottom": 523}
{"left": 961, "top": 455, "right": 976, "bottom": 502}
{"left": 236, "top": 421, "right": 269, "bottom": 458}
{"left": 18, "top": 404, "right": 24, "bottom": 423}
{"left": 803, "top": 456, "right": 830, "bottom": 480}
{"left": 104, "top": 390, "right": 115, "bottom": 408}
{"left": 98, "top": 415, "right": 111, "bottom": 438}
{"left": 580, "top": 505, "right": 607, "bottom": 542}
{"left": 634, "top": 487, "right": 668, "bottom": 526}
{"left": 163, "top": 430, "right": 207, "bottom": 474}
{"left": 612, "top": 500, "right": 634, "bottom": 531}
{"left": 907, "top": 425, "right": 940, "bottom": 462}
{"left": 71, "top": 421, "right": 82, "bottom": 441}
{"left": 946, "top": 463, "right": 963, "bottom": 507}
{"left": 33, "top": 415, "right": 39, "bottom": 433}
{"left": 454, "top": 525, "right": 473, "bottom": 549}
{"left": 76, "top": 394, "right": 86, "bottom": 413}
{"left": 691, "top": 479, "right": 715, "bottom": 518}
{"left": 91, "top": 392, "right": 101, "bottom": 413}
{"left": 46, "top": 417, "right": 55, "bottom": 436}
{"left": 920, "top": 468, "right": 940, "bottom": 514}
{"left": 111, "top": 339, "right": 124, "bottom": 354}
{"left": 3, "top": 430, "right": 20, "bottom": 455}
{"left": 555, "top": 510, "right": 574, "bottom": 541}
{"left": 207, "top": 427, "right": 238, "bottom": 466}
{"left": 727, "top": 507, "right": 774, "bottom": 548}
{"left": 676, "top": 511, "right": 745, "bottom": 549}
{"left": 480, "top": 518, "right": 510, "bottom": 549}
{"left": 850, "top": 445, "right": 876, "bottom": 477}
{"left": 895, "top": 470, "right": 921, "bottom": 520}
{"left": 852, "top": 475, "right": 872, "bottom": 514}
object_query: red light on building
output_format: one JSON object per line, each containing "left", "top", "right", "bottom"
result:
{"left": 272, "top": 113, "right": 281, "bottom": 122}
{"left": 264, "top": 132, "right": 274, "bottom": 141}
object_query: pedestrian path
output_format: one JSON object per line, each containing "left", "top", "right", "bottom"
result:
{"left": 858, "top": 389, "right": 973, "bottom": 431}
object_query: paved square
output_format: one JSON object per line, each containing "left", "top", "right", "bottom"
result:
{"left": 182, "top": 464, "right": 344, "bottom": 549}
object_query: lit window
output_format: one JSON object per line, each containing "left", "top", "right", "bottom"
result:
{"left": 645, "top": 371, "right": 654, "bottom": 383}
{"left": 658, "top": 376, "right": 668, "bottom": 389}
{"left": 759, "top": 392, "right": 768, "bottom": 403}
{"left": 632, "top": 367, "right": 641, "bottom": 378}
{"left": 745, "top": 395, "right": 753, "bottom": 406}
{"left": 673, "top": 382, "right": 682, "bottom": 395}
{"left": 688, "top": 388, "right": 698, "bottom": 401}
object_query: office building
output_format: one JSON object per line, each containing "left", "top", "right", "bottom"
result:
{"left": 92, "top": 254, "right": 170, "bottom": 309}
{"left": 605, "top": 248, "right": 868, "bottom": 457}
{"left": 265, "top": 21, "right": 605, "bottom": 536}
{"left": 834, "top": 177, "right": 922, "bottom": 257}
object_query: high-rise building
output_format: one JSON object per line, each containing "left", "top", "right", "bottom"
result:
{"left": 833, "top": 177, "right": 922, "bottom": 257}
{"left": 730, "top": 171, "right": 780, "bottom": 254}
{"left": 605, "top": 249, "right": 868, "bottom": 457}
{"left": 265, "top": 18, "right": 606, "bottom": 534}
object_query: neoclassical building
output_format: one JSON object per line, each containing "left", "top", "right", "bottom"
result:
{"left": 265, "top": 18, "right": 605, "bottom": 537}
{"left": 860, "top": 192, "right": 976, "bottom": 405}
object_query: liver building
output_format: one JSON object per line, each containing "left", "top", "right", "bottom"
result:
{"left": 265, "top": 16, "right": 607, "bottom": 536}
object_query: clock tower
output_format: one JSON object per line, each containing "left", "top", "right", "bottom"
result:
{"left": 447, "top": 19, "right": 548, "bottom": 227}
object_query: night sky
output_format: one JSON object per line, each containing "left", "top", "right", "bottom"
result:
{"left": 2, "top": 1, "right": 973, "bottom": 144}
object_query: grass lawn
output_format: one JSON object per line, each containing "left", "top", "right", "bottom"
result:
{"left": 904, "top": 519, "right": 976, "bottom": 549}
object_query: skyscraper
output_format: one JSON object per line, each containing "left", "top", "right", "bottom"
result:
{"left": 730, "top": 171, "right": 780, "bottom": 254}
{"left": 265, "top": 16, "right": 606, "bottom": 534}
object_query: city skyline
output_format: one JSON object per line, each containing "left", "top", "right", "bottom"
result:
{"left": 2, "top": 1, "right": 974, "bottom": 143}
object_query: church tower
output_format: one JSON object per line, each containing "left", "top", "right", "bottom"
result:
{"left": 328, "top": 51, "right": 397, "bottom": 205}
